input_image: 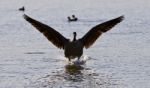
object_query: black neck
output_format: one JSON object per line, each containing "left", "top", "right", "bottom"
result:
{"left": 73, "top": 35, "right": 76, "bottom": 41}
{"left": 73, "top": 32, "right": 76, "bottom": 41}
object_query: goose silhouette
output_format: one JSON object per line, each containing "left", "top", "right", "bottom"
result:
{"left": 23, "top": 14, "right": 124, "bottom": 61}
{"left": 19, "top": 6, "right": 25, "bottom": 11}
{"left": 68, "top": 15, "right": 78, "bottom": 22}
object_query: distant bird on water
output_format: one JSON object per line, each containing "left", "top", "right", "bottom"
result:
{"left": 19, "top": 6, "right": 25, "bottom": 11}
{"left": 68, "top": 15, "right": 78, "bottom": 22}
{"left": 23, "top": 14, "right": 124, "bottom": 61}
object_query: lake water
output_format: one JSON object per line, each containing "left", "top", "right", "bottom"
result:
{"left": 0, "top": 0, "right": 150, "bottom": 88}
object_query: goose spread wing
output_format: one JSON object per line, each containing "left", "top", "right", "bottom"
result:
{"left": 23, "top": 14, "right": 69, "bottom": 49}
{"left": 80, "top": 16, "right": 124, "bottom": 48}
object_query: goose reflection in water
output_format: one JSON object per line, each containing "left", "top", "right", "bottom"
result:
{"left": 64, "top": 64, "right": 85, "bottom": 82}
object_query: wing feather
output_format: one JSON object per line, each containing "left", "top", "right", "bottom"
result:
{"left": 80, "top": 16, "right": 124, "bottom": 48}
{"left": 23, "top": 14, "right": 69, "bottom": 49}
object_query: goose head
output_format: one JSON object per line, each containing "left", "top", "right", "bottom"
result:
{"left": 73, "top": 32, "right": 77, "bottom": 41}
{"left": 72, "top": 15, "right": 75, "bottom": 18}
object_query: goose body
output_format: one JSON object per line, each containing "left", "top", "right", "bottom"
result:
{"left": 65, "top": 40, "right": 84, "bottom": 61}
{"left": 23, "top": 14, "right": 124, "bottom": 61}
{"left": 19, "top": 6, "right": 25, "bottom": 11}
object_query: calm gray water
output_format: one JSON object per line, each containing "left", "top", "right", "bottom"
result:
{"left": 0, "top": 0, "right": 150, "bottom": 88}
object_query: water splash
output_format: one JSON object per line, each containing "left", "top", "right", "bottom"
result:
{"left": 72, "top": 55, "right": 92, "bottom": 65}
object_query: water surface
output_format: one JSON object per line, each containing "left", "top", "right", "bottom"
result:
{"left": 0, "top": 0, "right": 150, "bottom": 88}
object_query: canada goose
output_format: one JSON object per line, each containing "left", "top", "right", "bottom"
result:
{"left": 19, "top": 6, "right": 25, "bottom": 11}
{"left": 23, "top": 14, "right": 124, "bottom": 61}
{"left": 67, "top": 15, "right": 78, "bottom": 22}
